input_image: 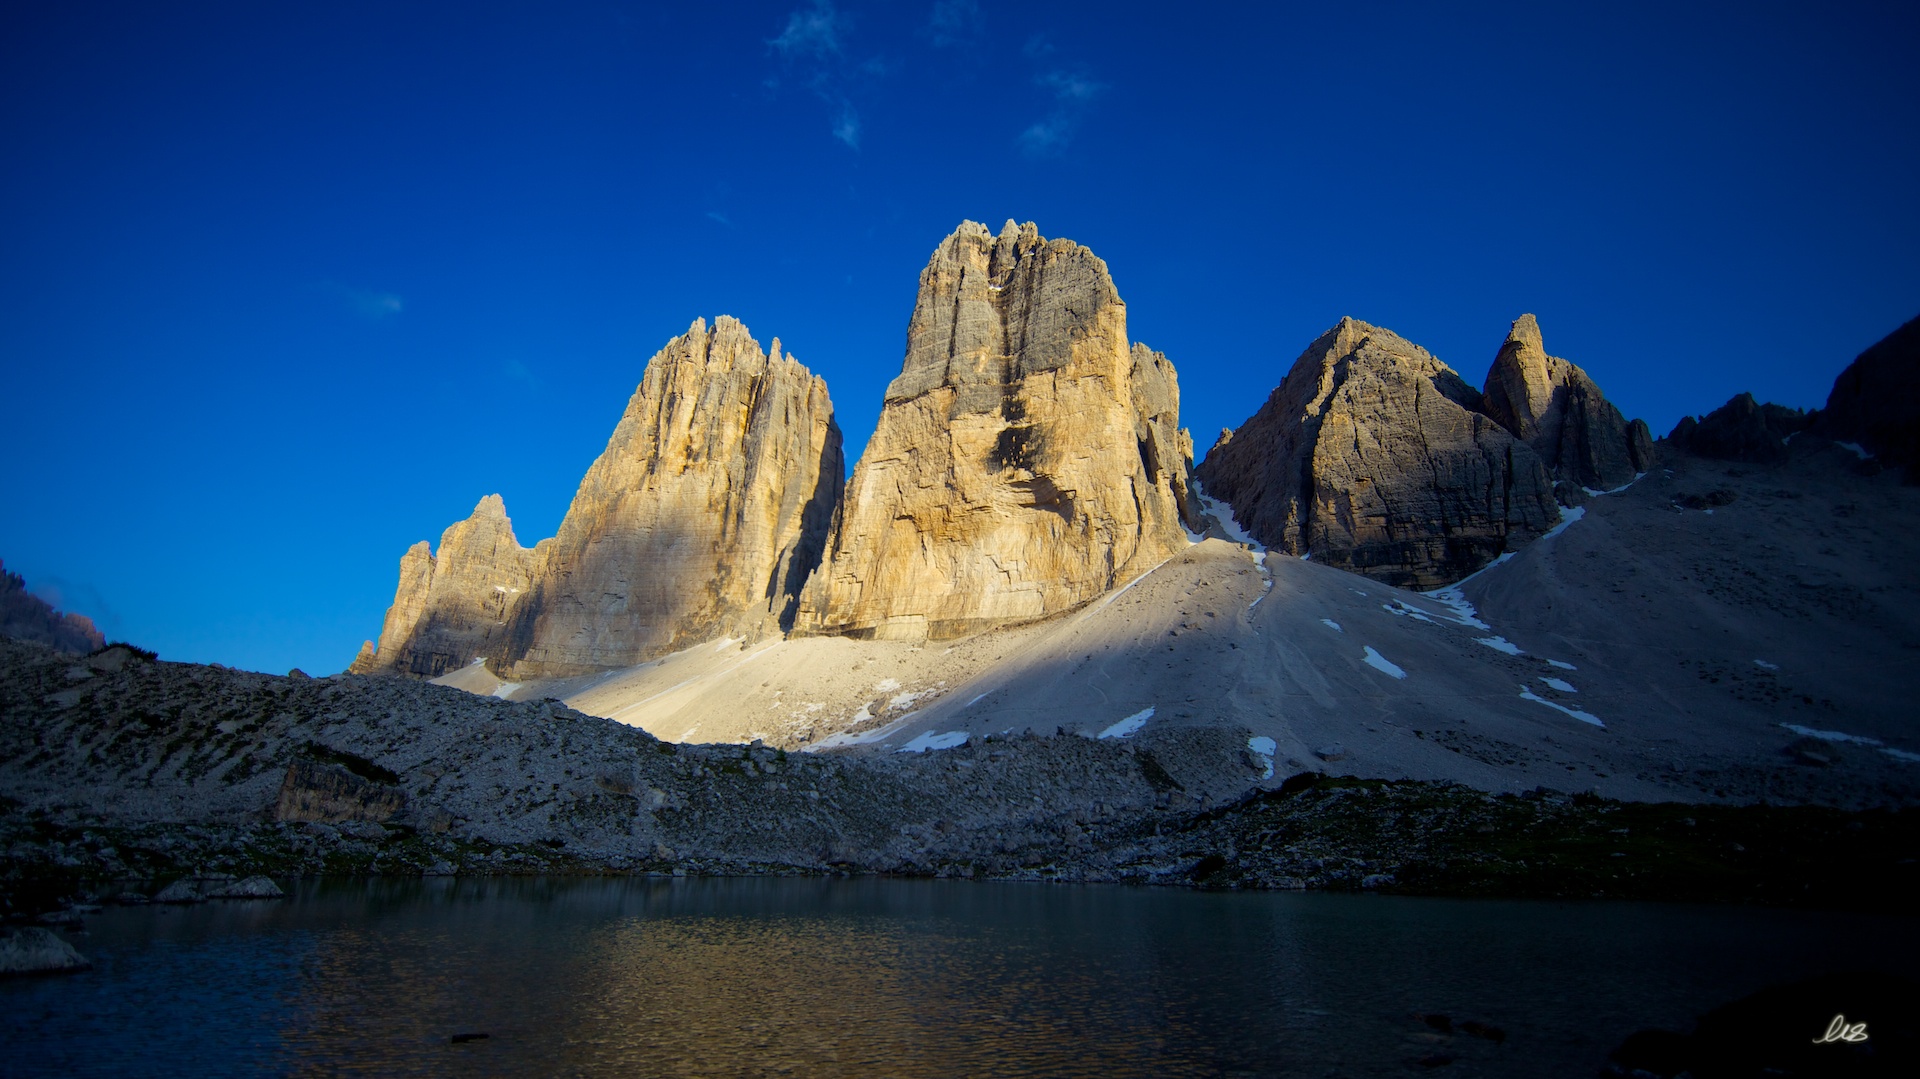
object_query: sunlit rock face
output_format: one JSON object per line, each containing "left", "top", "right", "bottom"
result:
{"left": 356, "top": 317, "right": 843, "bottom": 679}
{"left": 1480, "top": 313, "right": 1654, "bottom": 491}
{"left": 351, "top": 495, "right": 536, "bottom": 678}
{"left": 1196, "top": 317, "right": 1558, "bottom": 590}
{"left": 792, "top": 220, "right": 1199, "bottom": 642}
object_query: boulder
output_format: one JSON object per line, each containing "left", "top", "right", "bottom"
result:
{"left": 0, "top": 928, "right": 90, "bottom": 975}
{"left": 207, "top": 875, "right": 285, "bottom": 899}
{"left": 793, "top": 220, "right": 1198, "bottom": 640}
{"left": 1196, "top": 318, "right": 1559, "bottom": 589}
{"left": 1480, "top": 314, "right": 1654, "bottom": 490}
{"left": 152, "top": 879, "right": 204, "bottom": 904}
{"left": 274, "top": 760, "right": 407, "bottom": 824}
{"left": 1818, "top": 311, "right": 1920, "bottom": 477}
{"left": 1667, "top": 392, "right": 1813, "bottom": 464}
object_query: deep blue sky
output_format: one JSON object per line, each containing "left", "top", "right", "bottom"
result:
{"left": 3, "top": 1, "right": 1916, "bottom": 674}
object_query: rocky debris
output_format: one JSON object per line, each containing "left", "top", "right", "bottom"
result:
{"left": 1666, "top": 392, "right": 1815, "bottom": 464}
{"left": 1, "top": 560, "right": 105, "bottom": 655}
{"left": 274, "top": 760, "right": 407, "bottom": 824}
{"left": 351, "top": 495, "right": 537, "bottom": 678}
{"left": 0, "top": 927, "right": 90, "bottom": 976}
{"left": 206, "top": 874, "right": 284, "bottom": 898}
{"left": 1819, "top": 312, "right": 1920, "bottom": 479}
{"left": 1196, "top": 317, "right": 1559, "bottom": 589}
{"left": 1480, "top": 314, "right": 1654, "bottom": 491}
{"left": 794, "top": 220, "right": 1197, "bottom": 642}
{"left": 354, "top": 317, "right": 843, "bottom": 680}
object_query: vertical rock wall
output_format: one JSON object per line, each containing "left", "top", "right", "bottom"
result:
{"left": 1480, "top": 314, "right": 1654, "bottom": 491}
{"left": 792, "top": 220, "right": 1198, "bottom": 641}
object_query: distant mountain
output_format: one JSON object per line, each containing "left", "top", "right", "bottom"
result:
{"left": 0, "top": 561, "right": 104, "bottom": 654}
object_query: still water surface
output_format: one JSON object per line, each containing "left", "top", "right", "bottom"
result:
{"left": 4, "top": 876, "right": 1915, "bottom": 1077}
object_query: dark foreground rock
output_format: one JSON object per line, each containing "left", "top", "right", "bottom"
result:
{"left": 1820, "top": 312, "right": 1920, "bottom": 480}
{"left": 0, "top": 926, "right": 89, "bottom": 975}
{"left": 1603, "top": 971, "right": 1920, "bottom": 1078}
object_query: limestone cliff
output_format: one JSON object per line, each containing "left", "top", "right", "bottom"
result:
{"left": 1480, "top": 314, "right": 1654, "bottom": 492}
{"left": 792, "top": 220, "right": 1198, "bottom": 641}
{"left": 493, "top": 317, "right": 843, "bottom": 677}
{"left": 350, "top": 495, "right": 537, "bottom": 677}
{"left": 1196, "top": 317, "right": 1558, "bottom": 589}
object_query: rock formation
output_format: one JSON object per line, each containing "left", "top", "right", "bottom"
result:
{"left": 1480, "top": 314, "right": 1654, "bottom": 491}
{"left": 1666, "top": 393, "right": 1814, "bottom": 465}
{"left": 1818, "top": 312, "right": 1920, "bottom": 478}
{"left": 351, "top": 496, "right": 537, "bottom": 677}
{"left": 0, "top": 560, "right": 105, "bottom": 654}
{"left": 1196, "top": 317, "right": 1559, "bottom": 589}
{"left": 496, "top": 317, "right": 842, "bottom": 676}
{"left": 356, "top": 316, "right": 843, "bottom": 680}
{"left": 792, "top": 220, "right": 1198, "bottom": 641}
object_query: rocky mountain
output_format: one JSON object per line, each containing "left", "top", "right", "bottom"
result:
{"left": 1666, "top": 393, "right": 1815, "bottom": 465}
{"left": 350, "top": 495, "right": 537, "bottom": 678}
{"left": 1195, "top": 317, "right": 1559, "bottom": 589}
{"left": 1819, "top": 312, "right": 1920, "bottom": 478}
{"left": 1480, "top": 313, "right": 1655, "bottom": 491}
{"left": 354, "top": 317, "right": 843, "bottom": 679}
{"left": 0, "top": 561, "right": 104, "bottom": 655}
{"left": 791, "top": 220, "right": 1198, "bottom": 641}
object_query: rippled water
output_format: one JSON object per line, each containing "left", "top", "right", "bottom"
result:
{"left": 4, "top": 877, "right": 1916, "bottom": 1076}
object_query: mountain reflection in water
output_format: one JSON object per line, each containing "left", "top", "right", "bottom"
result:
{"left": 5, "top": 876, "right": 1916, "bottom": 1077}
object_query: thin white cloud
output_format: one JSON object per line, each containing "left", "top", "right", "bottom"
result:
{"left": 706, "top": 210, "right": 734, "bottom": 227}
{"left": 927, "top": 0, "right": 982, "bottom": 48}
{"left": 832, "top": 103, "right": 861, "bottom": 148}
{"left": 769, "top": 0, "right": 845, "bottom": 58}
{"left": 1020, "top": 66, "right": 1107, "bottom": 157}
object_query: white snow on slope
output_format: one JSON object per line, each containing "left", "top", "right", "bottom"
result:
{"left": 1321, "top": 619, "right": 1342, "bottom": 632}
{"left": 1098, "top": 707, "right": 1155, "bottom": 739}
{"left": 898, "top": 730, "right": 968, "bottom": 753}
{"left": 1476, "top": 636, "right": 1524, "bottom": 656}
{"left": 1546, "top": 659, "right": 1578, "bottom": 670}
{"left": 1754, "top": 659, "right": 1779, "bottom": 671}
{"left": 1520, "top": 687, "right": 1604, "bottom": 727}
{"left": 492, "top": 682, "right": 521, "bottom": 699}
{"left": 1383, "top": 601, "right": 1439, "bottom": 624}
{"left": 1362, "top": 647, "right": 1406, "bottom": 679}
{"left": 1539, "top": 505, "right": 1587, "bottom": 541}
{"left": 1882, "top": 748, "right": 1920, "bottom": 763}
{"left": 1781, "top": 723, "right": 1882, "bottom": 746}
{"left": 1247, "top": 735, "right": 1277, "bottom": 780}
{"left": 1541, "top": 677, "right": 1577, "bottom": 693}
{"left": 1837, "top": 441, "right": 1874, "bottom": 460}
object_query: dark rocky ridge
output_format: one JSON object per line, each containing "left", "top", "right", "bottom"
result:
{"left": 1667, "top": 393, "right": 1817, "bottom": 465}
{"left": 1819, "top": 311, "right": 1920, "bottom": 478}
{"left": 1195, "top": 317, "right": 1560, "bottom": 589}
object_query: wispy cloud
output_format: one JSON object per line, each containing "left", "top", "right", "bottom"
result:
{"left": 769, "top": 0, "right": 846, "bottom": 59}
{"left": 926, "top": 0, "right": 982, "bottom": 48}
{"left": 321, "top": 282, "right": 404, "bottom": 320}
{"left": 706, "top": 210, "right": 734, "bottom": 227}
{"left": 1020, "top": 66, "right": 1107, "bottom": 156}
{"left": 766, "top": 0, "right": 876, "bottom": 150}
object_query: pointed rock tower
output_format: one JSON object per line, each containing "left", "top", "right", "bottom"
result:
{"left": 1481, "top": 314, "right": 1654, "bottom": 491}
{"left": 356, "top": 316, "right": 843, "bottom": 679}
{"left": 793, "top": 220, "right": 1198, "bottom": 641}
{"left": 496, "top": 317, "right": 843, "bottom": 677}
{"left": 350, "top": 494, "right": 538, "bottom": 677}
{"left": 1195, "top": 317, "right": 1558, "bottom": 590}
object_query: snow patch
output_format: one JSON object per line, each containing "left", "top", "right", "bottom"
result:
{"left": 898, "top": 730, "right": 968, "bottom": 753}
{"left": 1247, "top": 735, "right": 1277, "bottom": 780}
{"left": 1424, "top": 585, "right": 1492, "bottom": 630}
{"left": 1881, "top": 748, "right": 1920, "bottom": 763}
{"left": 873, "top": 678, "right": 902, "bottom": 694}
{"left": 1545, "top": 659, "right": 1577, "bottom": 670}
{"left": 1476, "top": 636, "right": 1524, "bottom": 656}
{"left": 1581, "top": 473, "right": 1645, "bottom": 498}
{"left": 1837, "top": 441, "right": 1874, "bottom": 460}
{"left": 1541, "top": 677, "right": 1577, "bottom": 693}
{"left": 1520, "top": 687, "right": 1604, "bottom": 727}
{"left": 889, "top": 688, "right": 936, "bottom": 710}
{"left": 1383, "top": 600, "right": 1439, "bottom": 624}
{"left": 491, "top": 682, "right": 521, "bottom": 699}
{"left": 1754, "top": 659, "right": 1779, "bottom": 671}
{"left": 1539, "top": 505, "right": 1586, "bottom": 541}
{"left": 1781, "top": 723, "right": 1882, "bottom": 746}
{"left": 1195, "top": 488, "right": 1264, "bottom": 550}
{"left": 1362, "top": 647, "right": 1406, "bottom": 679}
{"left": 964, "top": 694, "right": 987, "bottom": 708}
{"left": 1098, "top": 707, "right": 1154, "bottom": 739}
{"left": 1320, "top": 619, "right": 1342, "bottom": 632}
